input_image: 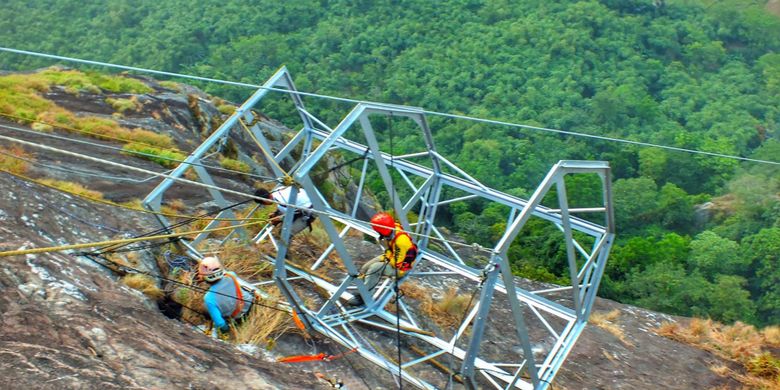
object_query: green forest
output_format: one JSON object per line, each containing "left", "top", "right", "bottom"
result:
{"left": 1, "top": 0, "right": 779, "bottom": 326}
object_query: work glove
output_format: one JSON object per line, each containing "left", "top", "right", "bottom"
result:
{"left": 217, "top": 324, "right": 231, "bottom": 340}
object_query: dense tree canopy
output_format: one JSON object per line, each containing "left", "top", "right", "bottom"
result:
{"left": 1, "top": 0, "right": 778, "bottom": 325}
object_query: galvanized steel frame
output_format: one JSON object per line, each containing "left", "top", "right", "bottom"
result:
{"left": 142, "top": 67, "right": 615, "bottom": 390}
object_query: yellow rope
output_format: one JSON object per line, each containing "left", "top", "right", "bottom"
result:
{"left": 0, "top": 220, "right": 263, "bottom": 257}
{"left": 0, "top": 168, "right": 265, "bottom": 222}
{"left": 237, "top": 118, "right": 292, "bottom": 184}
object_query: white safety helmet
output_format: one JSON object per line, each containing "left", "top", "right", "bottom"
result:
{"left": 198, "top": 256, "right": 224, "bottom": 282}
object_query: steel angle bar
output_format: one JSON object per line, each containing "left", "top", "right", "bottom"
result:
{"left": 306, "top": 127, "right": 607, "bottom": 237}
{"left": 403, "top": 175, "right": 435, "bottom": 214}
{"left": 396, "top": 151, "right": 431, "bottom": 160}
{"left": 370, "top": 310, "right": 532, "bottom": 390}
{"left": 431, "top": 150, "right": 488, "bottom": 191}
{"left": 576, "top": 235, "right": 609, "bottom": 282}
{"left": 552, "top": 222, "right": 593, "bottom": 260}
{"left": 401, "top": 349, "right": 448, "bottom": 369}
{"left": 143, "top": 66, "right": 293, "bottom": 209}
{"left": 308, "top": 317, "right": 438, "bottom": 390}
{"left": 428, "top": 225, "right": 466, "bottom": 265}
{"left": 352, "top": 157, "right": 370, "bottom": 218}
{"left": 527, "top": 300, "right": 562, "bottom": 340}
{"left": 532, "top": 285, "right": 574, "bottom": 294}
{"left": 358, "top": 114, "right": 410, "bottom": 230}
{"left": 449, "top": 299, "right": 482, "bottom": 348}
{"left": 398, "top": 166, "right": 421, "bottom": 193}
{"left": 275, "top": 126, "right": 308, "bottom": 163}
{"left": 536, "top": 321, "right": 585, "bottom": 389}
{"left": 421, "top": 250, "right": 576, "bottom": 321}
{"left": 311, "top": 225, "right": 350, "bottom": 270}
{"left": 298, "top": 107, "right": 336, "bottom": 133}
{"left": 433, "top": 194, "right": 479, "bottom": 206}
{"left": 556, "top": 178, "right": 582, "bottom": 316}
{"left": 581, "top": 236, "right": 613, "bottom": 319}
{"left": 548, "top": 207, "right": 607, "bottom": 213}
{"left": 480, "top": 370, "right": 504, "bottom": 389}
{"left": 461, "top": 262, "right": 500, "bottom": 387}
{"left": 294, "top": 104, "right": 370, "bottom": 177}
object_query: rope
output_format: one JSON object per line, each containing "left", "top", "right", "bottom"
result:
{"left": 236, "top": 117, "right": 291, "bottom": 183}
{"left": 388, "top": 111, "right": 404, "bottom": 390}
{"left": 0, "top": 134, "right": 273, "bottom": 216}
{"left": 0, "top": 167, "right": 262, "bottom": 222}
{"left": 82, "top": 253, "right": 289, "bottom": 313}
{"left": 2, "top": 46, "right": 778, "bottom": 166}
{"left": 277, "top": 347, "right": 358, "bottom": 363}
{"left": 0, "top": 121, "right": 279, "bottom": 181}
{"left": 94, "top": 199, "right": 252, "bottom": 254}
{"left": 314, "top": 149, "right": 370, "bottom": 180}
{"left": 1, "top": 149, "right": 494, "bottom": 259}
{"left": 0, "top": 146, "right": 156, "bottom": 183}
{"left": 1, "top": 141, "right": 496, "bottom": 257}
{"left": 0, "top": 220, "right": 263, "bottom": 257}
{"left": 164, "top": 250, "right": 193, "bottom": 271}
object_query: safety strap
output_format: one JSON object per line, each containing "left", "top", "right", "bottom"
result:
{"left": 277, "top": 348, "right": 358, "bottom": 363}
{"left": 226, "top": 273, "right": 245, "bottom": 318}
{"left": 389, "top": 231, "right": 417, "bottom": 272}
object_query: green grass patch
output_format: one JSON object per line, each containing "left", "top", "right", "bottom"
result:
{"left": 217, "top": 104, "right": 236, "bottom": 115}
{"left": 123, "top": 143, "right": 186, "bottom": 168}
{"left": 158, "top": 80, "right": 181, "bottom": 91}
{"left": 219, "top": 157, "right": 251, "bottom": 173}
{"left": 0, "top": 145, "right": 33, "bottom": 174}
{"left": 106, "top": 97, "right": 138, "bottom": 113}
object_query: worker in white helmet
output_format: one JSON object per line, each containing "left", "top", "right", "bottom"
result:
{"left": 198, "top": 256, "right": 256, "bottom": 335}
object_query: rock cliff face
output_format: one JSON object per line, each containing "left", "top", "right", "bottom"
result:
{"left": 0, "top": 71, "right": 739, "bottom": 389}
{"left": 0, "top": 174, "right": 325, "bottom": 390}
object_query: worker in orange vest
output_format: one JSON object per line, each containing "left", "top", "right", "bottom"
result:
{"left": 348, "top": 212, "right": 418, "bottom": 306}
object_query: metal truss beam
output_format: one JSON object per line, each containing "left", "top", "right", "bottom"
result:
{"left": 143, "top": 67, "right": 616, "bottom": 390}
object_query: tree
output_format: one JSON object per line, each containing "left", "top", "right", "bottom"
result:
{"left": 687, "top": 231, "right": 745, "bottom": 279}
{"left": 741, "top": 228, "right": 780, "bottom": 325}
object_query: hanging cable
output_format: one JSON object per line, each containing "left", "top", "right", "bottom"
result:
{"left": 81, "top": 253, "right": 290, "bottom": 313}
{"left": 1, "top": 46, "right": 778, "bottom": 166}
{"left": 0, "top": 122, "right": 279, "bottom": 182}
{"left": 0, "top": 140, "right": 498, "bottom": 256}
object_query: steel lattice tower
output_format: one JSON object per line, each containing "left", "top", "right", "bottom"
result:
{"left": 143, "top": 67, "right": 615, "bottom": 389}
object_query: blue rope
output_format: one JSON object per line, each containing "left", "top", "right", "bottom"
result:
{"left": 164, "top": 250, "right": 193, "bottom": 271}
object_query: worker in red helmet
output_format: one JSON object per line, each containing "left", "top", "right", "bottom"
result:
{"left": 348, "top": 212, "right": 418, "bottom": 306}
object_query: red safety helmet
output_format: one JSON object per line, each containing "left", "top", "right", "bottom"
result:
{"left": 370, "top": 212, "right": 395, "bottom": 237}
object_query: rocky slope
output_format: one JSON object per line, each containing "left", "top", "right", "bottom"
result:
{"left": 0, "top": 70, "right": 745, "bottom": 389}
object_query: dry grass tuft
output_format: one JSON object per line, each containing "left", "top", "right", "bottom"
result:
{"left": 220, "top": 241, "right": 274, "bottom": 280}
{"left": 165, "top": 198, "right": 187, "bottom": 212}
{"left": 656, "top": 319, "right": 780, "bottom": 388}
{"left": 122, "top": 274, "right": 164, "bottom": 300}
{"left": 414, "top": 287, "right": 476, "bottom": 330}
{"left": 233, "top": 292, "right": 293, "bottom": 346}
{"left": 170, "top": 270, "right": 209, "bottom": 325}
{"left": 763, "top": 326, "right": 780, "bottom": 347}
{"left": 746, "top": 352, "right": 780, "bottom": 381}
{"left": 590, "top": 309, "right": 634, "bottom": 347}
{"left": 39, "top": 179, "right": 105, "bottom": 200}
{"left": 0, "top": 145, "right": 33, "bottom": 174}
